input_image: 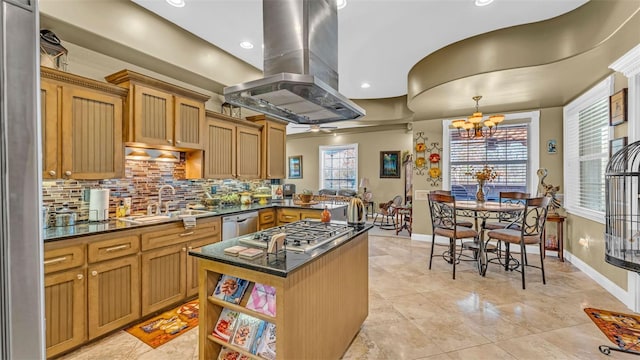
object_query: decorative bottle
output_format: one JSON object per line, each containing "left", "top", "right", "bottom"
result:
{"left": 321, "top": 206, "right": 331, "bottom": 223}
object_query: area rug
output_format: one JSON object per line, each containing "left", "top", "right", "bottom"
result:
{"left": 584, "top": 307, "right": 640, "bottom": 352}
{"left": 126, "top": 299, "right": 199, "bottom": 348}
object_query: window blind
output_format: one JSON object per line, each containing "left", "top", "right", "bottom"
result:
{"left": 563, "top": 76, "right": 612, "bottom": 222}
{"left": 450, "top": 124, "right": 529, "bottom": 200}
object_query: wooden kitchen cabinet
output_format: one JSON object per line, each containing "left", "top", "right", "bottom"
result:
{"left": 277, "top": 208, "right": 325, "bottom": 225}
{"left": 140, "top": 216, "right": 221, "bottom": 315}
{"left": 105, "top": 69, "right": 209, "bottom": 150}
{"left": 41, "top": 67, "right": 127, "bottom": 179}
{"left": 258, "top": 209, "right": 276, "bottom": 230}
{"left": 204, "top": 111, "right": 262, "bottom": 179}
{"left": 247, "top": 114, "right": 287, "bottom": 179}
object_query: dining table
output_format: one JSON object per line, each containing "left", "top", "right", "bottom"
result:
{"left": 454, "top": 200, "right": 525, "bottom": 276}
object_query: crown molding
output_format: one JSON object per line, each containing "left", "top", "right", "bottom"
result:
{"left": 610, "top": 43, "right": 640, "bottom": 78}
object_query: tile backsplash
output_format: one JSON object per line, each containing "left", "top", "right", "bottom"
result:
{"left": 42, "top": 158, "right": 273, "bottom": 222}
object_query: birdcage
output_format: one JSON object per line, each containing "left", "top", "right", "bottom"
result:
{"left": 605, "top": 139, "right": 640, "bottom": 272}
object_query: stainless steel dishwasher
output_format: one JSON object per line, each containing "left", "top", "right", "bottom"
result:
{"left": 222, "top": 211, "right": 259, "bottom": 240}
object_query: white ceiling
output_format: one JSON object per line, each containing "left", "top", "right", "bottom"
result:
{"left": 132, "top": 0, "right": 587, "bottom": 101}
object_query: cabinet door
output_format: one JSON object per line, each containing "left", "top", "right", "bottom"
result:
{"left": 45, "top": 269, "right": 86, "bottom": 358}
{"left": 87, "top": 255, "right": 140, "bottom": 339}
{"left": 175, "top": 96, "right": 205, "bottom": 150}
{"left": 141, "top": 244, "right": 187, "bottom": 316}
{"left": 133, "top": 84, "right": 174, "bottom": 147}
{"left": 264, "top": 121, "right": 286, "bottom": 179}
{"left": 41, "top": 80, "right": 59, "bottom": 179}
{"left": 204, "top": 119, "right": 236, "bottom": 179}
{"left": 236, "top": 125, "right": 261, "bottom": 179}
{"left": 186, "top": 237, "right": 220, "bottom": 297}
{"left": 61, "top": 86, "right": 123, "bottom": 179}
{"left": 300, "top": 209, "right": 322, "bottom": 220}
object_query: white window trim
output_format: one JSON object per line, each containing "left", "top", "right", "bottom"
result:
{"left": 318, "top": 143, "right": 359, "bottom": 190}
{"left": 562, "top": 75, "right": 613, "bottom": 224}
{"left": 442, "top": 110, "right": 540, "bottom": 196}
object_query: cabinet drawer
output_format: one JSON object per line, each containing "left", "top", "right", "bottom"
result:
{"left": 141, "top": 217, "right": 220, "bottom": 251}
{"left": 300, "top": 210, "right": 322, "bottom": 220}
{"left": 44, "top": 244, "right": 85, "bottom": 274}
{"left": 277, "top": 209, "right": 300, "bottom": 224}
{"left": 259, "top": 210, "right": 275, "bottom": 225}
{"left": 88, "top": 235, "right": 140, "bottom": 263}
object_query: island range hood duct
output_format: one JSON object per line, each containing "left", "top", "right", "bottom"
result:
{"left": 223, "top": 0, "right": 365, "bottom": 124}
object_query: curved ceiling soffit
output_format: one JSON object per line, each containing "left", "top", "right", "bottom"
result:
{"left": 353, "top": 95, "right": 414, "bottom": 124}
{"left": 407, "top": 0, "right": 640, "bottom": 117}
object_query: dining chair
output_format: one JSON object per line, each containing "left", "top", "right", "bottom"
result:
{"left": 483, "top": 191, "right": 530, "bottom": 231}
{"left": 373, "top": 195, "right": 402, "bottom": 229}
{"left": 485, "top": 196, "right": 551, "bottom": 289}
{"left": 428, "top": 193, "right": 479, "bottom": 279}
{"left": 430, "top": 190, "right": 474, "bottom": 228}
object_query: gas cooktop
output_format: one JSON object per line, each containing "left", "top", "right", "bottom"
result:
{"left": 238, "top": 220, "right": 353, "bottom": 253}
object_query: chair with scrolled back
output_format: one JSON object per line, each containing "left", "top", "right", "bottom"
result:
{"left": 430, "top": 190, "right": 474, "bottom": 228}
{"left": 427, "top": 192, "right": 479, "bottom": 279}
{"left": 318, "top": 189, "right": 337, "bottom": 196}
{"left": 373, "top": 195, "right": 402, "bottom": 229}
{"left": 485, "top": 196, "right": 551, "bottom": 289}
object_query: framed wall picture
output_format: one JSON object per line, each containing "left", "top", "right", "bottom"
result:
{"left": 609, "top": 137, "right": 628, "bottom": 158}
{"left": 288, "top": 155, "right": 302, "bottom": 179}
{"left": 547, "top": 139, "right": 557, "bottom": 154}
{"left": 610, "top": 88, "right": 628, "bottom": 126}
{"left": 380, "top": 151, "right": 401, "bottom": 178}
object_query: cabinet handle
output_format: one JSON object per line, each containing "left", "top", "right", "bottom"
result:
{"left": 180, "top": 231, "right": 194, "bottom": 237}
{"left": 167, "top": 139, "right": 172, "bottom": 144}
{"left": 44, "top": 256, "right": 67, "bottom": 265}
{"left": 77, "top": 274, "right": 83, "bottom": 280}
{"left": 64, "top": 170, "right": 72, "bottom": 176}
{"left": 182, "top": 247, "right": 187, "bottom": 252}
{"left": 176, "top": 140, "right": 181, "bottom": 144}
{"left": 91, "top": 270, "right": 98, "bottom": 276}
{"left": 48, "top": 170, "right": 56, "bottom": 176}
{"left": 188, "top": 246, "right": 193, "bottom": 250}
{"left": 105, "top": 244, "right": 128, "bottom": 252}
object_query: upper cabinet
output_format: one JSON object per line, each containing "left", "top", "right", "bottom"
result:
{"left": 204, "top": 111, "right": 261, "bottom": 179}
{"left": 41, "top": 67, "right": 128, "bottom": 179}
{"left": 105, "top": 70, "right": 210, "bottom": 150}
{"left": 246, "top": 115, "right": 287, "bottom": 179}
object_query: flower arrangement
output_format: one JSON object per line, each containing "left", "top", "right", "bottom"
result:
{"left": 465, "top": 165, "right": 499, "bottom": 183}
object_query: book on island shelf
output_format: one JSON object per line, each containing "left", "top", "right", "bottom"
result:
{"left": 212, "top": 275, "right": 250, "bottom": 304}
{"left": 245, "top": 283, "right": 276, "bottom": 317}
{"left": 217, "top": 346, "right": 250, "bottom": 360}
{"left": 230, "top": 313, "right": 265, "bottom": 353}
{"left": 254, "top": 322, "right": 276, "bottom": 360}
{"left": 212, "top": 308, "right": 240, "bottom": 342}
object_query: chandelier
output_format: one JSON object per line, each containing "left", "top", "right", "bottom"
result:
{"left": 451, "top": 96, "right": 504, "bottom": 138}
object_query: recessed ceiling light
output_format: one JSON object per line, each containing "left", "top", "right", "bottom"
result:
{"left": 240, "top": 41, "right": 254, "bottom": 49}
{"left": 166, "top": 0, "right": 185, "bottom": 8}
{"left": 337, "top": 0, "right": 347, "bottom": 10}
{"left": 360, "top": 82, "right": 371, "bottom": 89}
{"left": 475, "top": 0, "right": 494, "bottom": 6}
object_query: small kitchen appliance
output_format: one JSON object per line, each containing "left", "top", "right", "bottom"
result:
{"left": 89, "top": 189, "right": 110, "bottom": 221}
{"left": 346, "top": 197, "right": 365, "bottom": 226}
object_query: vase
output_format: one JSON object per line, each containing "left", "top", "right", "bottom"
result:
{"left": 476, "top": 180, "right": 486, "bottom": 202}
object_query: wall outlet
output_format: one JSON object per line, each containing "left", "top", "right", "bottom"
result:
{"left": 414, "top": 190, "right": 429, "bottom": 201}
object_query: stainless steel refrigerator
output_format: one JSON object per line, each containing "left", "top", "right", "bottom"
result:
{"left": 0, "top": 0, "right": 45, "bottom": 358}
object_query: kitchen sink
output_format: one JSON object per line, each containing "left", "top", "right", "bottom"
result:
{"left": 117, "top": 214, "right": 172, "bottom": 225}
{"left": 117, "top": 209, "right": 217, "bottom": 225}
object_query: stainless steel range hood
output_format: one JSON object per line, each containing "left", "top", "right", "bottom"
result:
{"left": 223, "top": 0, "right": 365, "bottom": 124}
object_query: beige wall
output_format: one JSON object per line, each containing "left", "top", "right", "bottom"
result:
{"left": 285, "top": 128, "right": 413, "bottom": 204}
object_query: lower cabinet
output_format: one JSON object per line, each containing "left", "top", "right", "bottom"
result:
{"left": 258, "top": 209, "right": 276, "bottom": 230}
{"left": 140, "top": 216, "right": 221, "bottom": 316}
{"left": 44, "top": 268, "right": 86, "bottom": 359}
{"left": 277, "top": 208, "right": 323, "bottom": 225}
{"left": 87, "top": 255, "right": 140, "bottom": 339}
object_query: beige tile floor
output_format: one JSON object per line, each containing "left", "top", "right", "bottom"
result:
{"left": 59, "top": 229, "right": 637, "bottom": 360}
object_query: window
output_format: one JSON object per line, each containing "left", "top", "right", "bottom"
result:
{"left": 564, "top": 76, "right": 613, "bottom": 223}
{"left": 319, "top": 144, "right": 358, "bottom": 190}
{"left": 443, "top": 111, "right": 540, "bottom": 200}
{"left": 448, "top": 124, "right": 529, "bottom": 200}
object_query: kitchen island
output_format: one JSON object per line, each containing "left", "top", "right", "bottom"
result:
{"left": 189, "top": 221, "right": 372, "bottom": 360}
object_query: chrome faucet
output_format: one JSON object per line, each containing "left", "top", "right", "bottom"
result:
{"left": 157, "top": 185, "right": 176, "bottom": 215}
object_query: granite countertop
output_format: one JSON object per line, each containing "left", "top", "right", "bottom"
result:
{"left": 44, "top": 199, "right": 348, "bottom": 242}
{"left": 188, "top": 222, "right": 373, "bottom": 278}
